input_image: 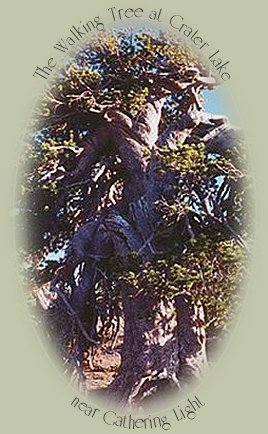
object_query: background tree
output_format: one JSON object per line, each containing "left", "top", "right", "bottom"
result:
{"left": 18, "top": 30, "right": 250, "bottom": 408}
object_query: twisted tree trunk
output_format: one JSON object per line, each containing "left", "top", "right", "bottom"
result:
{"left": 51, "top": 78, "right": 230, "bottom": 406}
{"left": 107, "top": 285, "right": 179, "bottom": 407}
{"left": 106, "top": 287, "right": 208, "bottom": 407}
{"left": 103, "top": 197, "right": 208, "bottom": 407}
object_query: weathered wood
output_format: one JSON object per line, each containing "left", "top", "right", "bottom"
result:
{"left": 42, "top": 65, "right": 234, "bottom": 407}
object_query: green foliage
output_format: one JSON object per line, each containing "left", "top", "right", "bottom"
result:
{"left": 155, "top": 142, "right": 207, "bottom": 180}
{"left": 36, "top": 30, "right": 208, "bottom": 123}
{"left": 104, "top": 135, "right": 250, "bottom": 332}
{"left": 113, "top": 235, "right": 246, "bottom": 330}
{"left": 17, "top": 29, "right": 251, "bottom": 343}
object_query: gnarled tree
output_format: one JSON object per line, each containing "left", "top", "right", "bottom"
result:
{"left": 18, "top": 31, "right": 250, "bottom": 408}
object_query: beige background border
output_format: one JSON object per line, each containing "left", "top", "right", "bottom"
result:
{"left": 1, "top": 0, "right": 267, "bottom": 432}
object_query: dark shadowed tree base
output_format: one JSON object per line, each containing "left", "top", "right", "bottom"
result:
{"left": 106, "top": 286, "right": 207, "bottom": 408}
{"left": 27, "top": 32, "right": 248, "bottom": 409}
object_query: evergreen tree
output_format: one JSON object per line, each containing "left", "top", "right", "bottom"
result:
{"left": 18, "top": 30, "right": 250, "bottom": 407}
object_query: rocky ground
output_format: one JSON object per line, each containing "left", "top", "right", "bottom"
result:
{"left": 84, "top": 321, "right": 124, "bottom": 391}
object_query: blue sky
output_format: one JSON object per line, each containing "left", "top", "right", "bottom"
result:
{"left": 203, "top": 87, "right": 238, "bottom": 124}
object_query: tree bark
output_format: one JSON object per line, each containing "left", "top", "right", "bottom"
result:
{"left": 107, "top": 284, "right": 179, "bottom": 407}
{"left": 106, "top": 285, "right": 208, "bottom": 407}
{"left": 54, "top": 81, "right": 224, "bottom": 404}
{"left": 176, "top": 295, "right": 208, "bottom": 387}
